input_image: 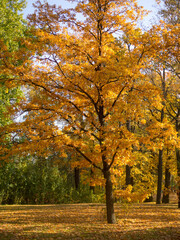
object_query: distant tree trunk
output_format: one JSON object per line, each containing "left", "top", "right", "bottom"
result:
{"left": 74, "top": 167, "right": 80, "bottom": 190}
{"left": 126, "top": 165, "right": 133, "bottom": 186}
{"left": 162, "top": 166, "right": 171, "bottom": 203}
{"left": 176, "top": 148, "right": 180, "bottom": 208}
{"left": 176, "top": 108, "right": 180, "bottom": 208}
{"left": 126, "top": 120, "right": 134, "bottom": 187}
{"left": 90, "top": 168, "right": 95, "bottom": 193}
{"left": 156, "top": 104, "right": 165, "bottom": 205}
{"left": 126, "top": 165, "right": 131, "bottom": 185}
{"left": 156, "top": 149, "right": 163, "bottom": 204}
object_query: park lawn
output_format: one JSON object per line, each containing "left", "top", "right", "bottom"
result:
{"left": 0, "top": 201, "right": 179, "bottom": 240}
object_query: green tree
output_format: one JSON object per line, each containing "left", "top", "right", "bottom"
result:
{"left": 0, "top": 0, "right": 26, "bottom": 50}
{"left": 0, "top": 0, "right": 26, "bottom": 150}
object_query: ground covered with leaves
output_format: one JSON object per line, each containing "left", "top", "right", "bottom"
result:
{"left": 0, "top": 201, "right": 179, "bottom": 240}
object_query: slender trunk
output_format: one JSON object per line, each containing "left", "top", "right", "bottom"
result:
{"left": 103, "top": 168, "right": 116, "bottom": 224}
{"left": 126, "top": 165, "right": 133, "bottom": 186}
{"left": 126, "top": 165, "right": 131, "bottom": 185}
{"left": 162, "top": 166, "right": 171, "bottom": 203}
{"left": 156, "top": 149, "right": 163, "bottom": 204}
{"left": 176, "top": 148, "right": 180, "bottom": 208}
{"left": 90, "top": 168, "right": 95, "bottom": 193}
{"left": 74, "top": 167, "right": 80, "bottom": 190}
{"left": 156, "top": 105, "right": 165, "bottom": 204}
{"left": 125, "top": 120, "right": 133, "bottom": 187}
{"left": 176, "top": 108, "right": 180, "bottom": 208}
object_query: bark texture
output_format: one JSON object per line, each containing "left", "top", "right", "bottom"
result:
{"left": 162, "top": 167, "right": 171, "bottom": 203}
{"left": 74, "top": 167, "right": 80, "bottom": 190}
{"left": 156, "top": 149, "right": 163, "bottom": 204}
{"left": 103, "top": 169, "right": 116, "bottom": 224}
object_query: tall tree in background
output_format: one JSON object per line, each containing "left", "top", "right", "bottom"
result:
{"left": 158, "top": 0, "right": 180, "bottom": 207}
{"left": 0, "top": 0, "right": 26, "bottom": 126}
{"left": 0, "top": 0, "right": 26, "bottom": 163}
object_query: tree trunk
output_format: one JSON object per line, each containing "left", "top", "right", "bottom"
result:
{"left": 156, "top": 105, "right": 165, "bottom": 205}
{"left": 156, "top": 149, "right": 163, "bottom": 204}
{"left": 125, "top": 120, "right": 134, "bottom": 187}
{"left": 176, "top": 108, "right": 180, "bottom": 208}
{"left": 74, "top": 167, "right": 80, "bottom": 190}
{"left": 176, "top": 148, "right": 180, "bottom": 208}
{"left": 90, "top": 168, "right": 95, "bottom": 193}
{"left": 126, "top": 165, "right": 131, "bottom": 185}
{"left": 126, "top": 165, "right": 133, "bottom": 186}
{"left": 162, "top": 166, "right": 171, "bottom": 203}
{"left": 103, "top": 168, "right": 116, "bottom": 224}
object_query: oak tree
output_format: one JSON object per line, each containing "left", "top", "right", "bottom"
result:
{"left": 1, "top": 0, "right": 171, "bottom": 223}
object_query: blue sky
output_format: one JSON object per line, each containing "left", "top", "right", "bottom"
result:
{"left": 23, "top": 0, "right": 159, "bottom": 25}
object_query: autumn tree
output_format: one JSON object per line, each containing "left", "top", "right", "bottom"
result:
{"left": 156, "top": 25, "right": 179, "bottom": 206}
{"left": 0, "top": 0, "right": 27, "bottom": 162}
{"left": 1, "top": 0, "right": 169, "bottom": 223}
{"left": 133, "top": 0, "right": 180, "bottom": 205}
{"left": 144, "top": 65, "right": 178, "bottom": 204}
{"left": 156, "top": 0, "right": 180, "bottom": 207}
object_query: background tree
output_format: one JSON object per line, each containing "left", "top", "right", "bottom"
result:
{"left": 144, "top": 66, "right": 178, "bottom": 204}
{"left": 158, "top": 0, "right": 180, "bottom": 24}
{"left": 0, "top": 0, "right": 26, "bottom": 146}
{"left": 157, "top": 0, "right": 180, "bottom": 207}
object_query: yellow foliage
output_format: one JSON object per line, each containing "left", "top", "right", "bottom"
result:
{"left": 115, "top": 185, "right": 148, "bottom": 203}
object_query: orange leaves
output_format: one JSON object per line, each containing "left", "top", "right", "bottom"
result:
{"left": 0, "top": 204, "right": 180, "bottom": 239}
{"left": 142, "top": 120, "right": 178, "bottom": 151}
{"left": 115, "top": 185, "right": 148, "bottom": 203}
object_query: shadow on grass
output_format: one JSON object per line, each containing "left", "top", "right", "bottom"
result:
{"left": 115, "top": 203, "right": 180, "bottom": 223}
{"left": 0, "top": 204, "right": 179, "bottom": 240}
{"left": 1, "top": 203, "right": 179, "bottom": 224}
{"left": 0, "top": 225, "right": 180, "bottom": 240}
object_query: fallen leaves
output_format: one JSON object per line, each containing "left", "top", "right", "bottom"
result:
{"left": 0, "top": 202, "right": 179, "bottom": 239}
